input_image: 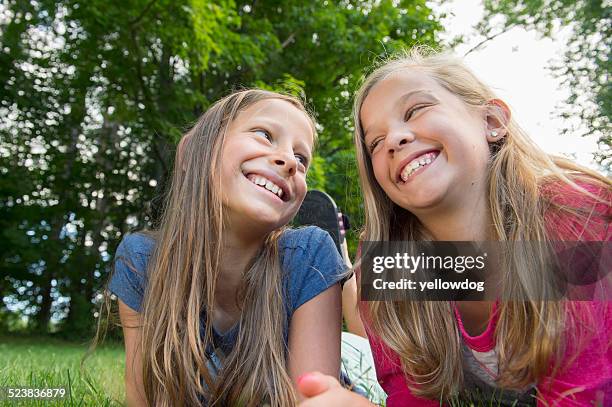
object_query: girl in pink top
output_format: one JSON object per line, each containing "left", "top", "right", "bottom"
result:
{"left": 297, "top": 47, "right": 611, "bottom": 406}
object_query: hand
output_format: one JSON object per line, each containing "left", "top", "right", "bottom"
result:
{"left": 297, "top": 372, "right": 374, "bottom": 407}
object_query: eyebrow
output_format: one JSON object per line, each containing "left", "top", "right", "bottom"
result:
{"left": 363, "top": 89, "right": 435, "bottom": 140}
{"left": 251, "top": 118, "right": 282, "bottom": 134}
{"left": 250, "top": 118, "right": 313, "bottom": 159}
{"left": 398, "top": 89, "right": 435, "bottom": 105}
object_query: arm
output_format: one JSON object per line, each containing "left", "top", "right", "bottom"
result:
{"left": 536, "top": 185, "right": 612, "bottom": 404}
{"left": 288, "top": 284, "right": 342, "bottom": 401}
{"left": 535, "top": 302, "right": 612, "bottom": 406}
{"left": 340, "top": 240, "right": 367, "bottom": 338}
{"left": 296, "top": 242, "right": 440, "bottom": 406}
{"left": 342, "top": 273, "right": 367, "bottom": 338}
{"left": 118, "top": 300, "right": 147, "bottom": 407}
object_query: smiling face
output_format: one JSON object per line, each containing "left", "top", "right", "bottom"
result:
{"left": 220, "top": 98, "right": 314, "bottom": 236}
{"left": 360, "top": 69, "right": 493, "bottom": 216}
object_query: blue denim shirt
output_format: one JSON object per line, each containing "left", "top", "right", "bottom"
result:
{"left": 109, "top": 226, "right": 346, "bottom": 352}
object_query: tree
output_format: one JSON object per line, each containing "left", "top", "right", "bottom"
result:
{"left": 0, "top": 0, "right": 443, "bottom": 335}
{"left": 479, "top": 0, "right": 611, "bottom": 171}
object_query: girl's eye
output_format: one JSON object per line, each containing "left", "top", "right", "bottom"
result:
{"left": 295, "top": 154, "right": 309, "bottom": 170}
{"left": 296, "top": 154, "right": 310, "bottom": 165}
{"left": 404, "top": 104, "right": 427, "bottom": 121}
{"left": 369, "top": 137, "right": 383, "bottom": 154}
{"left": 254, "top": 129, "right": 272, "bottom": 141}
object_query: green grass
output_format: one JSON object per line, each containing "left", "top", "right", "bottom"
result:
{"left": 0, "top": 335, "right": 124, "bottom": 406}
{"left": 0, "top": 335, "right": 523, "bottom": 407}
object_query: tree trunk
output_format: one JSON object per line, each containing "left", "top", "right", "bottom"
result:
{"left": 35, "top": 126, "right": 79, "bottom": 332}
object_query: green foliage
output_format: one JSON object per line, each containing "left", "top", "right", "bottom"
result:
{"left": 0, "top": 0, "right": 443, "bottom": 334}
{"left": 306, "top": 155, "right": 328, "bottom": 191}
{"left": 480, "top": 0, "right": 611, "bottom": 171}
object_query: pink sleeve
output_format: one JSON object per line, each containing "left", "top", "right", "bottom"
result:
{"left": 538, "top": 182, "right": 612, "bottom": 405}
{"left": 536, "top": 302, "right": 612, "bottom": 406}
{"left": 364, "top": 325, "right": 439, "bottom": 407}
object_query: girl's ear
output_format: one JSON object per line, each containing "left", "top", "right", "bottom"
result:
{"left": 484, "top": 99, "right": 511, "bottom": 143}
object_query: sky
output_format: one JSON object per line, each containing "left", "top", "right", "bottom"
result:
{"left": 432, "top": 0, "right": 601, "bottom": 169}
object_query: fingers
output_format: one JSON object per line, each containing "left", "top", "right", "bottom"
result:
{"left": 297, "top": 373, "right": 374, "bottom": 407}
{"left": 297, "top": 372, "right": 342, "bottom": 398}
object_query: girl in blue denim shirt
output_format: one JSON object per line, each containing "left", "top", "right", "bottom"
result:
{"left": 108, "top": 89, "right": 346, "bottom": 406}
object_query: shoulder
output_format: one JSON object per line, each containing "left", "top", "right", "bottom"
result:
{"left": 116, "top": 231, "right": 156, "bottom": 258}
{"left": 279, "top": 225, "right": 343, "bottom": 275}
{"left": 279, "top": 226, "right": 346, "bottom": 311}
{"left": 109, "top": 232, "right": 156, "bottom": 312}
{"left": 541, "top": 178, "right": 611, "bottom": 241}
{"left": 279, "top": 225, "right": 333, "bottom": 252}
{"left": 541, "top": 178, "right": 611, "bottom": 209}
{"left": 278, "top": 226, "right": 344, "bottom": 271}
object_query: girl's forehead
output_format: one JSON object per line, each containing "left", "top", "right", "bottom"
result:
{"left": 233, "top": 99, "right": 297, "bottom": 124}
{"left": 360, "top": 69, "right": 448, "bottom": 122}
{"left": 232, "top": 98, "right": 315, "bottom": 145}
{"left": 367, "top": 69, "right": 440, "bottom": 102}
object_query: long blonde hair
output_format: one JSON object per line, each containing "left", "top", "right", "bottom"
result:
{"left": 353, "top": 47, "right": 611, "bottom": 399}
{"left": 139, "top": 89, "right": 315, "bottom": 406}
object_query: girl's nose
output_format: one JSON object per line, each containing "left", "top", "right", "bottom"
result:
{"left": 270, "top": 153, "right": 297, "bottom": 176}
{"left": 386, "top": 130, "right": 415, "bottom": 154}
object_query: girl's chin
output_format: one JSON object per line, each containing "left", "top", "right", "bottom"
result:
{"left": 240, "top": 208, "right": 291, "bottom": 230}
{"left": 393, "top": 191, "right": 447, "bottom": 213}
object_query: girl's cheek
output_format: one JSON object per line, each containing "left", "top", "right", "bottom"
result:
{"left": 371, "top": 158, "right": 387, "bottom": 183}
{"left": 296, "top": 177, "right": 308, "bottom": 199}
{"left": 298, "top": 176, "right": 307, "bottom": 191}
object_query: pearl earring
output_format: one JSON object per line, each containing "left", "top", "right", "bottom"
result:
{"left": 490, "top": 130, "right": 499, "bottom": 138}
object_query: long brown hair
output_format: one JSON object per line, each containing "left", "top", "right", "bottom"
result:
{"left": 137, "top": 89, "right": 315, "bottom": 406}
{"left": 353, "top": 47, "right": 611, "bottom": 400}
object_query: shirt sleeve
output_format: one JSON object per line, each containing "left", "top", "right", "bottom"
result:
{"left": 539, "top": 182, "right": 612, "bottom": 404}
{"left": 288, "top": 227, "right": 348, "bottom": 311}
{"left": 365, "top": 330, "right": 440, "bottom": 407}
{"left": 536, "top": 302, "right": 612, "bottom": 406}
{"left": 107, "top": 233, "right": 151, "bottom": 313}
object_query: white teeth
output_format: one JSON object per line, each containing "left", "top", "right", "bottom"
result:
{"left": 248, "top": 174, "right": 284, "bottom": 199}
{"left": 400, "top": 152, "right": 438, "bottom": 182}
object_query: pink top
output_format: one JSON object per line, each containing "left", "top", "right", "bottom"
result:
{"left": 359, "top": 181, "right": 612, "bottom": 406}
